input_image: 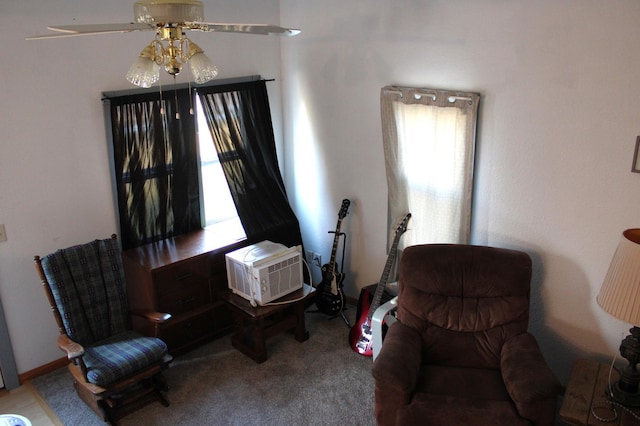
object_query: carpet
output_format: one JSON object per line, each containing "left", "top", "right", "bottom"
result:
{"left": 31, "top": 307, "right": 376, "bottom": 426}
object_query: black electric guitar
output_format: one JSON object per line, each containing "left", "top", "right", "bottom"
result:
{"left": 315, "top": 199, "right": 350, "bottom": 316}
{"left": 349, "top": 213, "right": 411, "bottom": 356}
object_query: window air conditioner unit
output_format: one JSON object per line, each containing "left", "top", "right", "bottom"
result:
{"left": 225, "top": 240, "right": 303, "bottom": 305}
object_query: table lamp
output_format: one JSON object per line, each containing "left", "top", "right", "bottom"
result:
{"left": 597, "top": 228, "right": 640, "bottom": 406}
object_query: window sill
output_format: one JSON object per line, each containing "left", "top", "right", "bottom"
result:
{"left": 203, "top": 217, "right": 247, "bottom": 248}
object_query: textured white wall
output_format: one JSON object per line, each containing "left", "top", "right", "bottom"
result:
{"left": 0, "top": 0, "right": 284, "bottom": 373}
{"left": 3, "top": 0, "right": 640, "bottom": 386}
{"left": 280, "top": 0, "right": 640, "bottom": 382}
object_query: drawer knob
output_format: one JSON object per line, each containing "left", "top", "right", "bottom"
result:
{"left": 178, "top": 296, "right": 196, "bottom": 305}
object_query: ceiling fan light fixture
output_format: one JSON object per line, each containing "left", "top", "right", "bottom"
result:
{"left": 27, "top": 0, "right": 300, "bottom": 87}
{"left": 126, "top": 43, "right": 160, "bottom": 88}
{"left": 185, "top": 39, "right": 218, "bottom": 84}
{"left": 134, "top": 0, "right": 205, "bottom": 24}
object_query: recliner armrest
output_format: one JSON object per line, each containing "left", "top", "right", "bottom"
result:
{"left": 372, "top": 321, "right": 422, "bottom": 426}
{"left": 372, "top": 321, "right": 422, "bottom": 393}
{"left": 501, "top": 332, "right": 563, "bottom": 424}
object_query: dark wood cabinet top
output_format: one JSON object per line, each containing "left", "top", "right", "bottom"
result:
{"left": 122, "top": 229, "right": 247, "bottom": 271}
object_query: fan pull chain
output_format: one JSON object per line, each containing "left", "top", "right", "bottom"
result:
{"left": 173, "top": 76, "right": 180, "bottom": 119}
{"left": 188, "top": 80, "right": 194, "bottom": 115}
{"left": 158, "top": 81, "right": 165, "bottom": 116}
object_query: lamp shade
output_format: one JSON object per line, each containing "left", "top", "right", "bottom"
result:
{"left": 597, "top": 229, "right": 640, "bottom": 325}
{"left": 189, "top": 52, "right": 218, "bottom": 84}
{"left": 185, "top": 39, "right": 218, "bottom": 84}
{"left": 126, "top": 43, "right": 160, "bottom": 88}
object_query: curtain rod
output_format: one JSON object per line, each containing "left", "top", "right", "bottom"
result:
{"left": 102, "top": 75, "right": 268, "bottom": 100}
{"left": 383, "top": 87, "right": 476, "bottom": 103}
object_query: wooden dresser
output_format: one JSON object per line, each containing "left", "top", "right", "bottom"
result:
{"left": 122, "top": 229, "right": 249, "bottom": 355}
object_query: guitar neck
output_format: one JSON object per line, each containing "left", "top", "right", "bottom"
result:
{"left": 326, "top": 218, "right": 343, "bottom": 273}
{"left": 367, "top": 236, "right": 401, "bottom": 321}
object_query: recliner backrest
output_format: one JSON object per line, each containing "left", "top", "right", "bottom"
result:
{"left": 397, "top": 244, "right": 532, "bottom": 369}
{"left": 39, "top": 237, "right": 130, "bottom": 346}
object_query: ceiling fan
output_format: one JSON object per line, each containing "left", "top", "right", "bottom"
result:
{"left": 27, "top": 0, "right": 301, "bottom": 87}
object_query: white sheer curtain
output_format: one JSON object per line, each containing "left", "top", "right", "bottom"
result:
{"left": 380, "top": 86, "right": 479, "bottom": 251}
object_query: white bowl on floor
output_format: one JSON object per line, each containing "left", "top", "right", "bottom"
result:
{"left": 0, "top": 415, "right": 31, "bottom": 426}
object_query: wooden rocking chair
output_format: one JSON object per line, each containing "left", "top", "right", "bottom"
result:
{"left": 34, "top": 235, "right": 172, "bottom": 424}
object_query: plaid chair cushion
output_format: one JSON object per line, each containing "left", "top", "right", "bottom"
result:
{"left": 40, "top": 237, "right": 130, "bottom": 345}
{"left": 84, "top": 330, "right": 168, "bottom": 387}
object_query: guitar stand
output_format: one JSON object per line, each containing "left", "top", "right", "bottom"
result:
{"left": 337, "top": 310, "right": 351, "bottom": 328}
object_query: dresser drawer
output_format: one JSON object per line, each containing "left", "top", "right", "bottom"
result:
{"left": 161, "top": 307, "right": 232, "bottom": 352}
{"left": 155, "top": 265, "right": 212, "bottom": 315}
{"left": 162, "top": 310, "right": 216, "bottom": 351}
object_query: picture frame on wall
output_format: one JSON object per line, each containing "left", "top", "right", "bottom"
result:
{"left": 632, "top": 136, "right": 640, "bottom": 173}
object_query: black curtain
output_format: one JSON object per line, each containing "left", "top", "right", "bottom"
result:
{"left": 108, "top": 89, "right": 201, "bottom": 249}
{"left": 197, "top": 80, "right": 304, "bottom": 249}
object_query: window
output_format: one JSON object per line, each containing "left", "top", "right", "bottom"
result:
{"left": 107, "top": 78, "right": 303, "bottom": 251}
{"left": 195, "top": 96, "right": 245, "bottom": 239}
{"left": 106, "top": 86, "right": 246, "bottom": 249}
{"left": 380, "top": 86, "right": 479, "bottom": 250}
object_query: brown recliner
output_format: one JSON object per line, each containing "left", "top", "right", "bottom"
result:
{"left": 371, "top": 244, "right": 562, "bottom": 426}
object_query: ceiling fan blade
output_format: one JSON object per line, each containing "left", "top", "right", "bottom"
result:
{"left": 27, "top": 23, "right": 155, "bottom": 40}
{"left": 192, "top": 22, "right": 301, "bottom": 36}
{"left": 48, "top": 23, "right": 155, "bottom": 33}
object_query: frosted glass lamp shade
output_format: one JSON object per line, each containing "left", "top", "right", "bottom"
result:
{"left": 126, "top": 58, "right": 160, "bottom": 88}
{"left": 126, "top": 44, "right": 160, "bottom": 88}
{"left": 597, "top": 229, "right": 640, "bottom": 325}
{"left": 189, "top": 51, "right": 218, "bottom": 84}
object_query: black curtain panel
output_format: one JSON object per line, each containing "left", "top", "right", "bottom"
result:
{"left": 108, "top": 89, "right": 201, "bottom": 249}
{"left": 197, "top": 80, "right": 304, "bottom": 249}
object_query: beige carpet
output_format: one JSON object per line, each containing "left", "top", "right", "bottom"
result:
{"left": 32, "top": 307, "right": 376, "bottom": 425}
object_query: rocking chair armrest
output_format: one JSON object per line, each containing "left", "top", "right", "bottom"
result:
{"left": 130, "top": 309, "right": 172, "bottom": 338}
{"left": 56, "top": 334, "right": 85, "bottom": 360}
{"left": 130, "top": 309, "right": 172, "bottom": 323}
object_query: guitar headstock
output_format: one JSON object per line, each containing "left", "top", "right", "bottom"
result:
{"left": 338, "top": 199, "right": 351, "bottom": 219}
{"left": 396, "top": 213, "right": 412, "bottom": 234}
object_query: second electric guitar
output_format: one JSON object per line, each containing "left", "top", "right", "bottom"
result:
{"left": 315, "top": 199, "right": 350, "bottom": 316}
{"left": 349, "top": 213, "right": 411, "bottom": 356}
